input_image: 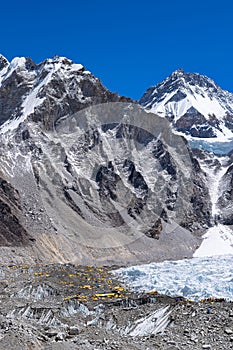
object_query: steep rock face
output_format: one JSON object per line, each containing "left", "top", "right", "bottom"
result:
{"left": 140, "top": 69, "right": 233, "bottom": 139}
{"left": 179, "top": 150, "right": 211, "bottom": 232}
{"left": 218, "top": 163, "right": 233, "bottom": 224}
{"left": 0, "top": 56, "right": 211, "bottom": 264}
{"left": 189, "top": 147, "right": 233, "bottom": 233}
{"left": 0, "top": 174, "right": 33, "bottom": 246}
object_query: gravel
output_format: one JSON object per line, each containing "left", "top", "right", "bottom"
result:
{"left": 0, "top": 263, "right": 232, "bottom": 349}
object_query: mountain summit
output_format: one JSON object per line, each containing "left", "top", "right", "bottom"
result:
{"left": 0, "top": 55, "right": 129, "bottom": 132}
{"left": 140, "top": 70, "right": 233, "bottom": 139}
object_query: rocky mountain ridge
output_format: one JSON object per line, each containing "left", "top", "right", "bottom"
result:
{"left": 0, "top": 55, "right": 214, "bottom": 265}
{"left": 0, "top": 55, "right": 131, "bottom": 132}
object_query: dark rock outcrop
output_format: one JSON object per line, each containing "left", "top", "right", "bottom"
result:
{"left": 218, "top": 164, "right": 233, "bottom": 224}
{"left": 0, "top": 175, "right": 32, "bottom": 246}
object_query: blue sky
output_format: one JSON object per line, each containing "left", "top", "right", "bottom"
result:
{"left": 1, "top": 0, "right": 233, "bottom": 99}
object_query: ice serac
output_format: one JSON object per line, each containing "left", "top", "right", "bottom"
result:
{"left": 0, "top": 56, "right": 211, "bottom": 265}
{"left": 114, "top": 254, "right": 233, "bottom": 301}
{"left": 140, "top": 69, "right": 233, "bottom": 139}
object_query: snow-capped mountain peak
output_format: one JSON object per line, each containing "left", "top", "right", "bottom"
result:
{"left": 0, "top": 55, "right": 118, "bottom": 133}
{"left": 39, "top": 56, "right": 85, "bottom": 74}
{"left": 140, "top": 70, "right": 233, "bottom": 139}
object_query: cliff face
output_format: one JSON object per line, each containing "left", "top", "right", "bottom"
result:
{"left": 218, "top": 162, "right": 233, "bottom": 225}
{"left": 0, "top": 174, "right": 33, "bottom": 246}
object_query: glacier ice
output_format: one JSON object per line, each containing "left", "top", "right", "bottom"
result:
{"left": 114, "top": 255, "right": 233, "bottom": 301}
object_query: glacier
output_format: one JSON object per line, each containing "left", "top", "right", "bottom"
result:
{"left": 189, "top": 138, "right": 233, "bottom": 155}
{"left": 114, "top": 255, "right": 233, "bottom": 301}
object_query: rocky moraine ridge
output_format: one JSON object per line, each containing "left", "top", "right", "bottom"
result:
{"left": 0, "top": 262, "right": 232, "bottom": 350}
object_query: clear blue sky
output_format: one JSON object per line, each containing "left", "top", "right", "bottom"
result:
{"left": 1, "top": 0, "right": 233, "bottom": 99}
